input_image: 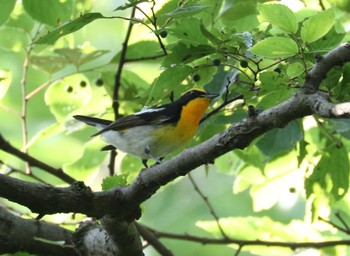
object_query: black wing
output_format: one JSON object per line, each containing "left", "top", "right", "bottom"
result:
{"left": 92, "top": 107, "right": 174, "bottom": 136}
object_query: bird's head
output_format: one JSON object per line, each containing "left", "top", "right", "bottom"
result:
{"left": 174, "top": 88, "right": 218, "bottom": 123}
{"left": 176, "top": 88, "right": 218, "bottom": 107}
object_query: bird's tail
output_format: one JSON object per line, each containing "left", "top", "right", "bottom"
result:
{"left": 73, "top": 115, "right": 112, "bottom": 127}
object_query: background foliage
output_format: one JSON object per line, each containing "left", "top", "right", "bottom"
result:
{"left": 0, "top": 0, "right": 350, "bottom": 255}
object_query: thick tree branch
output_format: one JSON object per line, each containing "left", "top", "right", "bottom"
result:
{"left": 303, "top": 43, "right": 350, "bottom": 91}
{"left": 0, "top": 206, "right": 74, "bottom": 256}
{"left": 310, "top": 95, "right": 350, "bottom": 118}
{"left": 101, "top": 217, "right": 143, "bottom": 255}
{"left": 73, "top": 219, "right": 143, "bottom": 256}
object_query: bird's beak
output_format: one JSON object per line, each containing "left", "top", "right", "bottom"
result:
{"left": 202, "top": 92, "right": 219, "bottom": 100}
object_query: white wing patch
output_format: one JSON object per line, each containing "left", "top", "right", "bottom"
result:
{"left": 135, "top": 106, "right": 165, "bottom": 115}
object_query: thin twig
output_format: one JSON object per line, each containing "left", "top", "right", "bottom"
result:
{"left": 318, "top": 216, "right": 350, "bottom": 235}
{"left": 109, "top": 6, "right": 137, "bottom": 176}
{"left": 335, "top": 212, "right": 350, "bottom": 231}
{"left": 319, "top": 0, "right": 326, "bottom": 10}
{"left": 124, "top": 54, "right": 166, "bottom": 63}
{"left": 21, "top": 45, "right": 34, "bottom": 174}
{"left": 314, "top": 117, "right": 343, "bottom": 147}
{"left": 234, "top": 245, "right": 243, "bottom": 256}
{"left": 150, "top": 0, "right": 167, "bottom": 55}
{"left": 200, "top": 94, "right": 244, "bottom": 123}
{"left": 1, "top": 160, "right": 47, "bottom": 184}
{"left": 0, "top": 134, "right": 75, "bottom": 184}
{"left": 151, "top": 228, "right": 350, "bottom": 249}
{"left": 135, "top": 222, "right": 173, "bottom": 256}
{"left": 188, "top": 173, "right": 229, "bottom": 239}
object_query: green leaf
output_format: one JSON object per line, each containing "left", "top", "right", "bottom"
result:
{"left": 320, "top": 67, "right": 342, "bottom": 91}
{"left": 204, "top": 67, "right": 234, "bottom": 95}
{"left": 308, "top": 26, "right": 345, "bottom": 51}
{"left": 30, "top": 55, "right": 68, "bottom": 74}
{"left": 102, "top": 175, "right": 128, "bottom": 191}
{"left": 64, "top": 139, "right": 107, "bottom": 179}
{"left": 33, "top": 13, "right": 105, "bottom": 45}
{"left": 329, "top": 119, "right": 350, "bottom": 139}
{"left": 199, "top": 22, "right": 222, "bottom": 44}
{"left": 25, "top": 123, "right": 64, "bottom": 150}
{"left": 256, "top": 121, "right": 303, "bottom": 161}
{"left": 297, "top": 140, "right": 308, "bottom": 167}
{"left": 149, "top": 65, "right": 193, "bottom": 104}
{"left": 110, "top": 41, "right": 162, "bottom": 63}
{"left": 306, "top": 145, "right": 349, "bottom": 200}
{"left": 45, "top": 74, "right": 92, "bottom": 123}
{"left": 169, "top": 18, "right": 209, "bottom": 46}
{"left": 121, "top": 70, "right": 149, "bottom": 99}
{"left": 121, "top": 154, "right": 144, "bottom": 182}
{"left": 234, "top": 145, "right": 266, "bottom": 171}
{"left": 286, "top": 61, "right": 304, "bottom": 77}
{"left": 0, "top": 69, "right": 12, "bottom": 101}
{"left": 162, "top": 43, "right": 215, "bottom": 67}
{"left": 258, "top": 4, "right": 298, "bottom": 34}
{"left": 149, "top": 1, "right": 177, "bottom": 27}
{"left": 334, "top": 63, "right": 350, "bottom": 101}
{"left": 166, "top": 5, "right": 208, "bottom": 18}
{"left": 6, "top": 3, "right": 35, "bottom": 32}
{"left": 194, "top": 66, "right": 217, "bottom": 87}
{"left": 114, "top": 0, "right": 148, "bottom": 11}
{"left": 257, "top": 71, "right": 296, "bottom": 109}
{"left": 250, "top": 37, "right": 299, "bottom": 58}
{"left": 301, "top": 9, "right": 335, "bottom": 43}
{"left": 23, "top": 0, "right": 74, "bottom": 27}
{"left": 221, "top": 1, "right": 258, "bottom": 21}
{"left": 250, "top": 152, "right": 300, "bottom": 211}
{"left": 258, "top": 88, "right": 295, "bottom": 109}
{"left": 0, "top": 0, "right": 16, "bottom": 27}
{"left": 54, "top": 48, "right": 108, "bottom": 67}
{"left": 214, "top": 152, "right": 244, "bottom": 175}
{"left": 0, "top": 26, "right": 30, "bottom": 52}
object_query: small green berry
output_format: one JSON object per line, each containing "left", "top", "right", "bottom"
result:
{"left": 213, "top": 59, "right": 221, "bottom": 66}
{"left": 240, "top": 60, "right": 248, "bottom": 68}
{"left": 95, "top": 78, "right": 104, "bottom": 86}
{"left": 65, "top": 85, "right": 73, "bottom": 93}
{"left": 160, "top": 30, "right": 168, "bottom": 38}
{"left": 80, "top": 81, "right": 87, "bottom": 87}
{"left": 289, "top": 187, "right": 296, "bottom": 193}
{"left": 274, "top": 67, "right": 281, "bottom": 73}
{"left": 193, "top": 74, "right": 200, "bottom": 82}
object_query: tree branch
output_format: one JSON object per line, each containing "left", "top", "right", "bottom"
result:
{"left": 73, "top": 219, "right": 143, "bottom": 256}
{"left": 148, "top": 227, "right": 350, "bottom": 250}
{"left": 0, "top": 134, "right": 76, "bottom": 184}
{"left": 109, "top": 6, "right": 137, "bottom": 176}
{"left": 188, "top": 174, "right": 228, "bottom": 238}
{"left": 303, "top": 43, "right": 350, "bottom": 92}
{"left": 135, "top": 222, "right": 173, "bottom": 256}
{"left": 0, "top": 206, "right": 74, "bottom": 256}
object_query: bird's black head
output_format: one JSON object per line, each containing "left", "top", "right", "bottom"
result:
{"left": 174, "top": 88, "right": 218, "bottom": 106}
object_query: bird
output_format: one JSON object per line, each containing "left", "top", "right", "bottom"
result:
{"left": 74, "top": 88, "right": 218, "bottom": 167}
